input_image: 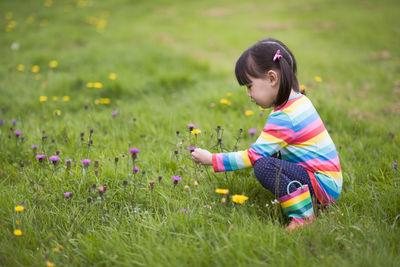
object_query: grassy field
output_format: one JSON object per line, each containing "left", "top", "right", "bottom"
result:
{"left": 1, "top": 0, "right": 399, "bottom": 266}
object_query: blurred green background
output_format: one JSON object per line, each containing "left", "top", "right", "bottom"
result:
{"left": 0, "top": 0, "right": 399, "bottom": 266}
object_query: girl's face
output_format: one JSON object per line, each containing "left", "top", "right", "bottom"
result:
{"left": 245, "top": 71, "right": 280, "bottom": 109}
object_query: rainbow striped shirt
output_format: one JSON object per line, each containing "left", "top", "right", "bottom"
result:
{"left": 212, "top": 93, "right": 342, "bottom": 205}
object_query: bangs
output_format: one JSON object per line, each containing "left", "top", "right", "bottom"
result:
{"left": 235, "top": 49, "right": 261, "bottom": 86}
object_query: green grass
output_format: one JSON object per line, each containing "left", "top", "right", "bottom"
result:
{"left": 1, "top": 0, "right": 399, "bottom": 266}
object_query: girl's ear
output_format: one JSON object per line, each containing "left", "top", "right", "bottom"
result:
{"left": 267, "top": 70, "right": 279, "bottom": 86}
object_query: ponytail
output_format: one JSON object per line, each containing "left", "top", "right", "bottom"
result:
{"left": 275, "top": 56, "right": 299, "bottom": 107}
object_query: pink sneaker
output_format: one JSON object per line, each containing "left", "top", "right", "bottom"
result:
{"left": 285, "top": 217, "right": 313, "bottom": 231}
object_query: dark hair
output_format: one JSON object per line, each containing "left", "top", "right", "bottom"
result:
{"left": 235, "top": 38, "right": 299, "bottom": 107}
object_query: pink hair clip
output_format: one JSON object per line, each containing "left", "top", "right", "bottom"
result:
{"left": 273, "top": 49, "right": 282, "bottom": 62}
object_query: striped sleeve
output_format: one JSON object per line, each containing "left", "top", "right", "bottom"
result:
{"left": 212, "top": 111, "right": 294, "bottom": 172}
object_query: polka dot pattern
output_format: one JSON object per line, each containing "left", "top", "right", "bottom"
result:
{"left": 253, "top": 157, "right": 316, "bottom": 199}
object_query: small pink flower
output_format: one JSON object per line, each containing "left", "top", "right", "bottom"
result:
{"left": 130, "top": 148, "right": 139, "bottom": 154}
{"left": 49, "top": 156, "right": 60, "bottom": 164}
{"left": 81, "top": 159, "right": 91, "bottom": 167}
{"left": 172, "top": 175, "right": 182, "bottom": 186}
{"left": 248, "top": 128, "right": 256, "bottom": 136}
{"left": 36, "top": 154, "right": 46, "bottom": 163}
{"left": 64, "top": 192, "right": 73, "bottom": 198}
{"left": 130, "top": 148, "right": 139, "bottom": 160}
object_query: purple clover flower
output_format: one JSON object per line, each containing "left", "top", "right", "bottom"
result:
{"left": 36, "top": 154, "right": 46, "bottom": 163}
{"left": 188, "top": 124, "right": 195, "bottom": 131}
{"left": 248, "top": 128, "right": 256, "bottom": 136}
{"left": 0, "top": 119, "right": 4, "bottom": 126}
{"left": 14, "top": 130, "right": 21, "bottom": 137}
{"left": 31, "top": 144, "right": 38, "bottom": 150}
{"left": 394, "top": 162, "right": 398, "bottom": 169}
{"left": 11, "top": 119, "right": 17, "bottom": 125}
{"left": 132, "top": 167, "right": 139, "bottom": 174}
{"left": 130, "top": 148, "right": 139, "bottom": 154}
{"left": 66, "top": 159, "right": 72, "bottom": 170}
{"left": 188, "top": 146, "right": 196, "bottom": 153}
{"left": 180, "top": 209, "right": 187, "bottom": 213}
{"left": 172, "top": 176, "right": 182, "bottom": 181}
{"left": 49, "top": 156, "right": 60, "bottom": 165}
{"left": 112, "top": 110, "right": 118, "bottom": 117}
{"left": 81, "top": 159, "right": 91, "bottom": 167}
{"left": 172, "top": 175, "right": 182, "bottom": 186}
{"left": 130, "top": 148, "right": 139, "bottom": 160}
{"left": 64, "top": 192, "right": 73, "bottom": 198}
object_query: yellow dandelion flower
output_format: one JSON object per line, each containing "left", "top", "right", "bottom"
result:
{"left": 54, "top": 110, "right": 61, "bottom": 116}
{"left": 52, "top": 247, "right": 60, "bottom": 253}
{"left": 300, "top": 84, "right": 306, "bottom": 91}
{"left": 32, "top": 65, "right": 40, "bottom": 73}
{"left": 52, "top": 96, "right": 59, "bottom": 101}
{"left": 64, "top": 5, "right": 73, "bottom": 12}
{"left": 26, "top": 15, "right": 35, "bottom": 24}
{"left": 94, "top": 82, "right": 103, "bottom": 88}
{"left": 109, "top": 73, "right": 117, "bottom": 80}
{"left": 232, "top": 194, "right": 249, "bottom": 204}
{"left": 62, "top": 96, "right": 70, "bottom": 102}
{"left": 314, "top": 76, "right": 322, "bottom": 82}
{"left": 77, "top": 0, "right": 88, "bottom": 8}
{"left": 39, "top": 96, "right": 48, "bottom": 102}
{"left": 86, "top": 82, "right": 93, "bottom": 88}
{"left": 9, "top": 21, "right": 17, "bottom": 28}
{"left": 215, "top": 189, "right": 229, "bottom": 194}
{"left": 44, "top": 0, "right": 53, "bottom": 7}
{"left": 17, "top": 64, "right": 24, "bottom": 71}
{"left": 226, "top": 92, "right": 232, "bottom": 97}
{"left": 96, "top": 19, "right": 107, "bottom": 33}
{"left": 16, "top": 220, "right": 20, "bottom": 225}
{"left": 245, "top": 110, "right": 254, "bottom": 116}
{"left": 100, "top": 98, "right": 110, "bottom": 104}
{"left": 6, "top": 12, "right": 13, "bottom": 20}
{"left": 221, "top": 197, "right": 226, "bottom": 203}
{"left": 35, "top": 74, "right": 41, "bottom": 80}
{"left": 194, "top": 180, "right": 199, "bottom": 186}
{"left": 46, "top": 261, "right": 55, "bottom": 267}
{"left": 14, "top": 229, "right": 23, "bottom": 236}
{"left": 15, "top": 206, "right": 24, "bottom": 212}
{"left": 94, "top": 99, "right": 100, "bottom": 105}
{"left": 49, "top": 233, "right": 54, "bottom": 238}
{"left": 49, "top": 60, "right": 58, "bottom": 68}
{"left": 191, "top": 129, "right": 201, "bottom": 135}
{"left": 220, "top": 99, "right": 231, "bottom": 105}
{"left": 39, "top": 19, "right": 48, "bottom": 27}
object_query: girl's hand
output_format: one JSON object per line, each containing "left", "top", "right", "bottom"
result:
{"left": 191, "top": 148, "right": 212, "bottom": 165}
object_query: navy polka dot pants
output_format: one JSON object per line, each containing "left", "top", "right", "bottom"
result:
{"left": 253, "top": 157, "right": 316, "bottom": 199}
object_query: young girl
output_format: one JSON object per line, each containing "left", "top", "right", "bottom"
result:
{"left": 191, "top": 38, "right": 342, "bottom": 230}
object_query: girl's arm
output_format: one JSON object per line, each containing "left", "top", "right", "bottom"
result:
{"left": 192, "top": 111, "right": 294, "bottom": 172}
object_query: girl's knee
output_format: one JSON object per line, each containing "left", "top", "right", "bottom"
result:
{"left": 254, "top": 157, "right": 277, "bottom": 172}
{"left": 254, "top": 157, "right": 277, "bottom": 181}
